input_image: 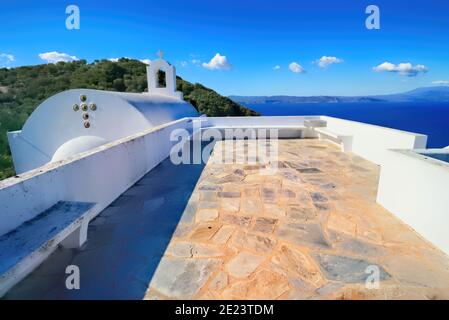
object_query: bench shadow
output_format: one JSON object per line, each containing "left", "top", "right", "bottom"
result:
{"left": 4, "top": 145, "right": 207, "bottom": 300}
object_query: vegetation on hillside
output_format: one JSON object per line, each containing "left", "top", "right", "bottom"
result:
{"left": 0, "top": 58, "right": 258, "bottom": 179}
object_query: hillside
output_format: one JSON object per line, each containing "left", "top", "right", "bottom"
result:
{"left": 0, "top": 58, "right": 259, "bottom": 179}
{"left": 372, "top": 86, "right": 449, "bottom": 102}
{"left": 230, "top": 86, "right": 449, "bottom": 105}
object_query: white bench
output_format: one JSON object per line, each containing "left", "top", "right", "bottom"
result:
{"left": 0, "top": 201, "right": 95, "bottom": 297}
{"left": 314, "top": 127, "right": 353, "bottom": 152}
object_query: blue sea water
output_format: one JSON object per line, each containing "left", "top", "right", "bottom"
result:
{"left": 247, "top": 102, "right": 449, "bottom": 148}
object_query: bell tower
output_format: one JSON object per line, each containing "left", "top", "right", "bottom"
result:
{"left": 146, "top": 50, "right": 183, "bottom": 99}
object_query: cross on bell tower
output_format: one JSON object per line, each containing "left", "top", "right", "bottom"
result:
{"left": 156, "top": 50, "right": 164, "bottom": 59}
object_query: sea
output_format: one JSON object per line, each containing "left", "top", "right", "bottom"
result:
{"left": 247, "top": 102, "right": 449, "bottom": 148}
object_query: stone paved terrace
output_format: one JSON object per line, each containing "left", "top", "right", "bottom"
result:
{"left": 145, "top": 139, "right": 449, "bottom": 300}
{"left": 5, "top": 138, "right": 449, "bottom": 300}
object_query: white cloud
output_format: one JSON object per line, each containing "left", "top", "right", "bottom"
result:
{"left": 373, "top": 62, "right": 428, "bottom": 77}
{"left": 432, "top": 80, "right": 449, "bottom": 85}
{"left": 202, "top": 53, "right": 231, "bottom": 70}
{"left": 179, "top": 60, "right": 188, "bottom": 67}
{"left": 191, "top": 59, "right": 201, "bottom": 65}
{"left": 0, "top": 53, "right": 15, "bottom": 66}
{"left": 38, "top": 51, "right": 78, "bottom": 63}
{"left": 140, "top": 59, "right": 151, "bottom": 65}
{"left": 316, "top": 56, "right": 343, "bottom": 69}
{"left": 289, "top": 62, "right": 306, "bottom": 73}
{"left": 273, "top": 65, "right": 281, "bottom": 70}
{"left": 0, "top": 53, "right": 15, "bottom": 62}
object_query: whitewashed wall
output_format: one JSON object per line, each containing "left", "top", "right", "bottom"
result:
{"left": 200, "top": 116, "right": 322, "bottom": 139}
{"left": 202, "top": 116, "right": 426, "bottom": 164}
{"left": 377, "top": 149, "right": 449, "bottom": 254}
{"left": 0, "top": 118, "right": 192, "bottom": 236}
{"left": 321, "top": 116, "right": 427, "bottom": 165}
{"left": 202, "top": 115, "right": 321, "bottom": 128}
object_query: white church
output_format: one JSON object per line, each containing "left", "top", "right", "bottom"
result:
{"left": 0, "top": 53, "right": 448, "bottom": 299}
{"left": 7, "top": 53, "right": 198, "bottom": 174}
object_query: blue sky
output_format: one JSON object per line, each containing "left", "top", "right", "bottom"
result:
{"left": 1, "top": 0, "right": 449, "bottom": 96}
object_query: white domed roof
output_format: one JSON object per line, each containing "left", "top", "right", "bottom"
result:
{"left": 18, "top": 88, "right": 197, "bottom": 160}
{"left": 51, "top": 135, "right": 108, "bottom": 162}
{"left": 7, "top": 56, "right": 199, "bottom": 173}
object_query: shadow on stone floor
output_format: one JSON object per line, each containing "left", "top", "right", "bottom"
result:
{"left": 4, "top": 152, "right": 206, "bottom": 299}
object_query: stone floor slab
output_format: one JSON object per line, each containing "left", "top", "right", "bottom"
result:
{"left": 277, "top": 222, "right": 330, "bottom": 249}
{"left": 226, "top": 251, "right": 264, "bottom": 278}
{"left": 313, "top": 253, "right": 390, "bottom": 283}
{"left": 148, "top": 257, "right": 221, "bottom": 299}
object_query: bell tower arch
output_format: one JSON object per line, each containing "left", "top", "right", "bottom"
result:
{"left": 146, "top": 50, "right": 183, "bottom": 99}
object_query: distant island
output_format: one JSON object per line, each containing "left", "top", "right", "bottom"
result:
{"left": 0, "top": 58, "right": 258, "bottom": 179}
{"left": 230, "top": 86, "right": 449, "bottom": 104}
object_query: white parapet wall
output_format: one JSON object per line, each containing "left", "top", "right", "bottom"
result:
{"left": 1, "top": 115, "right": 429, "bottom": 237}
{"left": 202, "top": 115, "right": 321, "bottom": 128}
{"left": 201, "top": 116, "right": 427, "bottom": 165}
{"left": 321, "top": 116, "right": 428, "bottom": 165}
{"left": 0, "top": 118, "right": 193, "bottom": 237}
{"left": 201, "top": 115, "right": 324, "bottom": 139}
{"left": 377, "top": 149, "right": 449, "bottom": 254}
